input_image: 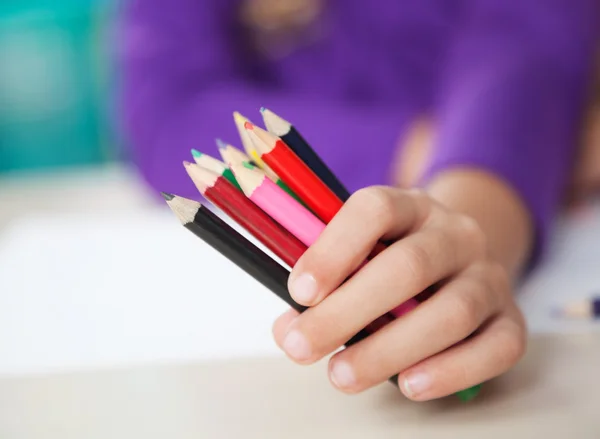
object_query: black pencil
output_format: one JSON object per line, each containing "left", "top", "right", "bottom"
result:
{"left": 162, "top": 192, "right": 304, "bottom": 312}
{"left": 260, "top": 107, "right": 351, "bottom": 201}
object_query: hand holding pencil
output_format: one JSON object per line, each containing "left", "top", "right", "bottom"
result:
{"left": 163, "top": 108, "right": 526, "bottom": 403}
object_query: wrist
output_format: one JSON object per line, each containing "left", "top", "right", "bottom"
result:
{"left": 424, "top": 168, "right": 533, "bottom": 279}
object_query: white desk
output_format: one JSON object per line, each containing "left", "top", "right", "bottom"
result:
{"left": 0, "top": 164, "right": 598, "bottom": 377}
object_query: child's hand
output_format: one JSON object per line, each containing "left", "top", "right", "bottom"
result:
{"left": 272, "top": 186, "right": 527, "bottom": 400}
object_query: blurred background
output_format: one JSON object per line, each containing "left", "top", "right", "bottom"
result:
{"left": 0, "top": 0, "right": 119, "bottom": 175}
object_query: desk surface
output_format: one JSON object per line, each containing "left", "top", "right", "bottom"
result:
{"left": 0, "top": 334, "right": 598, "bottom": 439}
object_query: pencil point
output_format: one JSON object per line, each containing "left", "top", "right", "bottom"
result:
{"left": 183, "top": 160, "right": 193, "bottom": 168}
{"left": 233, "top": 111, "right": 248, "bottom": 125}
{"left": 244, "top": 121, "right": 254, "bottom": 130}
{"left": 161, "top": 192, "right": 174, "bottom": 201}
{"left": 259, "top": 107, "right": 266, "bottom": 113}
{"left": 260, "top": 107, "right": 291, "bottom": 135}
{"left": 242, "top": 161, "right": 255, "bottom": 170}
{"left": 215, "top": 138, "right": 227, "bottom": 150}
{"left": 191, "top": 149, "right": 202, "bottom": 158}
{"left": 230, "top": 163, "right": 265, "bottom": 197}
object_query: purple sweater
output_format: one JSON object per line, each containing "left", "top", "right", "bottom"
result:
{"left": 120, "top": 0, "right": 599, "bottom": 259}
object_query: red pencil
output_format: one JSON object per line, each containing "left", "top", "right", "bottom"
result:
{"left": 245, "top": 122, "right": 343, "bottom": 223}
{"left": 184, "top": 161, "right": 307, "bottom": 268}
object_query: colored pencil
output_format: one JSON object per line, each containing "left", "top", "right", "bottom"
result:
{"left": 191, "top": 149, "right": 241, "bottom": 191}
{"left": 215, "top": 139, "right": 255, "bottom": 167}
{"left": 162, "top": 192, "right": 304, "bottom": 311}
{"left": 219, "top": 134, "right": 307, "bottom": 206}
{"left": 245, "top": 122, "right": 343, "bottom": 223}
{"left": 231, "top": 162, "right": 325, "bottom": 247}
{"left": 232, "top": 113, "right": 302, "bottom": 199}
{"left": 239, "top": 127, "right": 417, "bottom": 310}
{"left": 554, "top": 297, "right": 600, "bottom": 320}
{"left": 184, "top": 162, "right": 306, "bottom": 268}
{"left": 233, "top": 111, "right": 270, "bottom": 170}
{"left": 232, "top": 161, "right": 420, "bottom": 311}
{"left": 217, "top": 137, "right": 278, "bottom": 181}
{"left": 261, "top": 107, "right": 351, "bottom": 201}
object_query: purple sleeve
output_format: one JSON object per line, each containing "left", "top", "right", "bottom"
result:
{"left": 119, "top": 0, "right": 411, "bottom": 199}
{"left": 423, "top": 0, "right": 600, "bottom": 264}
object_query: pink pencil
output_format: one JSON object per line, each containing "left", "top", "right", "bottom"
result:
{"left": 232, "top": 162, "right": 418, "bottom": 317}
{"left": 231, "top": 163, "right": 325, "bottom": 246}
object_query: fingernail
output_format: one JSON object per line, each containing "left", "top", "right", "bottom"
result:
{"left": 403, "top": 372, "right": 431, "bottom": 398}
{"left": 330, "top": 360, "right": 356, "bottom": 389}
{"left": 290, "top": 273, "right": 318, "bottom": 303}
{"left": 282, "top": 330, "right": 312, "bottom": 361}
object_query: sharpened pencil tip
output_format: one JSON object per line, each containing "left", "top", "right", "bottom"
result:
{"left": 242, "top": 161, "right": 255, "bottom": 170}
{"left": 244, "top": 121, "right": 254, "bottom": 130}
{"left": 183, "top": 160, "right": 193, "bottom": 168}
{"left": 191, "top": 149, "right": 202, "bottom": 158}
{"left": 215, "top": 138, "right": 227, "bottom": 150}
{"left": 233, "top": 111, "right": 247, "bottom": 124}
{"left": 259, "top": 107, "right": 266, "bottom": 113}
{"left": 161, "top": 192, "right": 174, "bottom": 201}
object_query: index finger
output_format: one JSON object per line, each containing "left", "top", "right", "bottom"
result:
{"left": 288, "top": 187, "right": 430, "bottom": 306}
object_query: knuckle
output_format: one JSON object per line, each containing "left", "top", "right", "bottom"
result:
{"left": 455, "top": 215, "right": 486, "bottom": 257}
{"left": 406, "top": 187, "right": 427, "bottom": 203}
{"left": 351, "top": 186, "right": 396, "bottom": 226}
{"left": 486, "top": 261, "right": 511, "bottom": 294}
{"left": 397, "top": 242, "right": 430, "bottom": 283}
{"left": 450, "top": 285, "right": 486, "bottom": 335}
{"left": 293, "top": 247, "right": 327, "bottom": 280}
{"left": 488, "top": 262, "right": 510, "bottom": 289}
{"left": 408, "top": 189, "right": 435, "bottom": 226}
{"left": 500, "top": 328, "right": 527, "bottom": 368}
{"left": 406, "top": 187, "right": 426, "bottom": 197}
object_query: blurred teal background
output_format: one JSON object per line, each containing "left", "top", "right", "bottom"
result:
{"left": 0, "top": 0, "right": 118, "bottom": 174}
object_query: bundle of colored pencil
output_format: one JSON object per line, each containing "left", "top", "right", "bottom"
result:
{"left": 162, "top": 108, "right": 481, "bottom": 401}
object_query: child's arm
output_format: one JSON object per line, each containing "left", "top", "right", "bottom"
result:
{"left": 426, "top": 0, "right": 600, "bottom": 266}
{"left": 426, "top": 170, "right": 531, "bottom": 279}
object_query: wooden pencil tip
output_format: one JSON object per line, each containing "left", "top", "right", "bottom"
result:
{"left": 244, "top": 121, "right": 254, "bottom": 130}
{"left": 215, "top": 138, "right": 227, "bottom": 150}
{"left": 259, "top": 107, "right": 266, "bottom": 113}
{"left": 230, "top": 163, "right": 263, "bottom": 196}
{"left": 161, "top": 192, "right": 174, "bottom": 201}
{"left": 184, "top": 161, "right": 218, "bottom": 191}
{"left": 229, "top": 162, "right": 242, "bottom": 175}
{"left": 233, "top": 111, "right": 248, "bottom": 124}
{"left": 183, "top": 160, "right": 193, "bottom": 168}
{"left": 190, "top": 149, "right": 202, "bottom": 158}
{"left": 260, "top": 108, "right": 290, "bottom": 135}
